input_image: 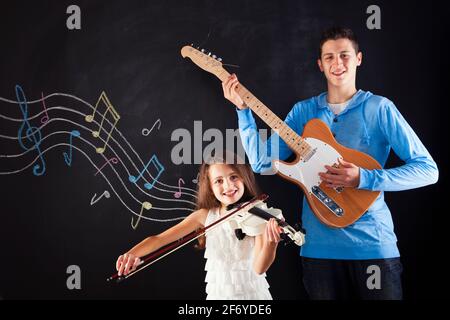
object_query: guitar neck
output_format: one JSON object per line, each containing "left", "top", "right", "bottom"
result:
{"left": 215, "top": 69, "right": 312, "bottom": 158}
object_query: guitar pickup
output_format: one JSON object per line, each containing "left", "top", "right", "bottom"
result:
{"left": 303, "top": 148, "right": 317, "bottom": 162}
{"left": 311, "top": 186, "right": 344, "bottom": 217}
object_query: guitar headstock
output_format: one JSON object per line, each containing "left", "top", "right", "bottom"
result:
{"left": 181, "top": 45, "right": 225, "bottom": 78}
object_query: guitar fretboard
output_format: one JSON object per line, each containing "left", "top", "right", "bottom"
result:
{"left": 216, "top": 69, "right": 313, "bottom": 158}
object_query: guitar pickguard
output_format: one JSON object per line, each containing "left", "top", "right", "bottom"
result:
{"left": 273, "top": 137, "right": 342, "bottom": 195}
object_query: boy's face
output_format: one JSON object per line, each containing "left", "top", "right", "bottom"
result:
{"left": 318, "top": 38, "right": 362, "bottom": 89}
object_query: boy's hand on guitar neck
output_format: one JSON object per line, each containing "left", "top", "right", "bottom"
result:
{"left": 222, "top": 74, "right": 248, "bottom": 110}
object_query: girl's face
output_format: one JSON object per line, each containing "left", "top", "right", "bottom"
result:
{"left": 208, "top": 164, "right": 245, "bottom": 207}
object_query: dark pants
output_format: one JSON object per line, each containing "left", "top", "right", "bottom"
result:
{"left": 301, "top": 257, "right": 403, "bottom": 300}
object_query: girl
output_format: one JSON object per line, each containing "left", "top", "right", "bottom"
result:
{"left": 116, "top": 152, "right": 283, "bottom": 300}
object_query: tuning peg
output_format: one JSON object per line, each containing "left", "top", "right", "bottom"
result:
{"left": 201, "top": 48, "right": 205, "bottom": 53}
{"left": 217, "top": 57, "right": 222, "bottom": 62}
{"left": 207, "top": 52, "right": 211, "bottom": 56}
{"left": 212, "top": 55, "right": 217, "bottom": 59}
{"left": 294, "top": 223, "right": 306, "bottom": 234}
{"left": 280, "top": 233, "right": 293, "bottom": 246}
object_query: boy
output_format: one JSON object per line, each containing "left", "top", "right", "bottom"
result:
{"left": 222, "top": 27, "right": 438, "bottom": 299}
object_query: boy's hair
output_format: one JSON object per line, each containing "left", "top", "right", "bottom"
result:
{"left": 194, "top": 150, "right": 260, "bottom": 249}
{"left": 319, "top": 27, "right": 359, "bottom": 57}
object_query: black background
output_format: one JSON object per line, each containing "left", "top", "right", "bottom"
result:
{"left": 0, "top": 0, "right": 446, "bottom": 300}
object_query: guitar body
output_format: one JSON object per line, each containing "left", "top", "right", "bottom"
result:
{"left": 273, "top": 119, "right": 381, "bottom": 228}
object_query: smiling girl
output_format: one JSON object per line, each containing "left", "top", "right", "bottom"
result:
{"left": 115, "top": 151, "right": 283, "bottom": 299}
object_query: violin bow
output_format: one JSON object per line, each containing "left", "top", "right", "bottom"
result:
{"left": 107, "top": 193, "right": 268, "bottom": 282}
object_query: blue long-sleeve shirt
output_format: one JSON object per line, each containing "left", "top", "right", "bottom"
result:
{"left": 237, "top": 90, "right": 438, "bottom": 259}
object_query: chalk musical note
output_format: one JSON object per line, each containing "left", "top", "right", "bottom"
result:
{"left": 94, "top": 157, "right": 119, "bottom": 176}
{"left": 192, "top": 173, "right": 199, "bottom": 184}
{"left": 142, "top": 118, "right": 161, "bottom": 136}
{"left": 129, "top": 154, "right": 165, "bottom": 190}
{"left": 174, "top": 178, "right": 185, "bottom": 198}
{"left": 40, "top": 92, "right": 49, "bottom": 124}
{"left": 84, "top": 91, "right": 107, "bottom": 123}
{"left": 90, "top": 190, "right": 111, "bottom": 206}
{"left": 131, "top": 201, "right": 152, "bottom": 230}
{"left": 63, "top": 130, "right": 81, "bottom": 166}
{"left": 16, "top": 85, "right": 46, "bottom": 176}
{"left": 85, "top": 91, "right": 120, "bottom": 154}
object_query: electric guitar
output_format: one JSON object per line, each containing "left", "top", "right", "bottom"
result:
{"left": 181, "top": 45, "right": 381, "bottom": 228}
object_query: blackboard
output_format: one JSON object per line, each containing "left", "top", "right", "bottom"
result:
{"left": 0, "top": 0, "right": 445, "bottom": 300}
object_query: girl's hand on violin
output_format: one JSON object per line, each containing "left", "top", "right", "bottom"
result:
{"left": 222, "top": 74, "right": 246, "bottom": 109}
{"left": 263, "top": 218, "right": 283, "bottom": 247}
{"left": 116, "top": 253, "right": 141, "bottom": 276}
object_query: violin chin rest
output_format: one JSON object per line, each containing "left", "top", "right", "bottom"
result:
{"left": 234, "top": 228, "right": 247, "bottom": 240}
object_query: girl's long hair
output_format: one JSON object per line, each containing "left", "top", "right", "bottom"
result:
{"left": 194, "top": 150, "right": 260, "bottom": 249}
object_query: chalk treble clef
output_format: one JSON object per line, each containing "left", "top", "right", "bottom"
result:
{"left": 16, "top": 85, "right": 46, "bottom": 176}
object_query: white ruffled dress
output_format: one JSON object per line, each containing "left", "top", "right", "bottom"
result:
{"left": 204, "top": 208, "right": 272, "bottom": 300}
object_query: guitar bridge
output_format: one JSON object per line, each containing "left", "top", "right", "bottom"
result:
{"left": 311, "top": 186, "right": 344, "bottom": 217}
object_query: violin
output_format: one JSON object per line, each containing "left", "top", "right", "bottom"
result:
{"left": 107, "top": 194, "right": 305, "bottom": 282}
{"left": 227, "top": 200, "right": 306, "bottom": 246}
{"left": 107, "top": 194, "right": 269, "bottom": 282}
